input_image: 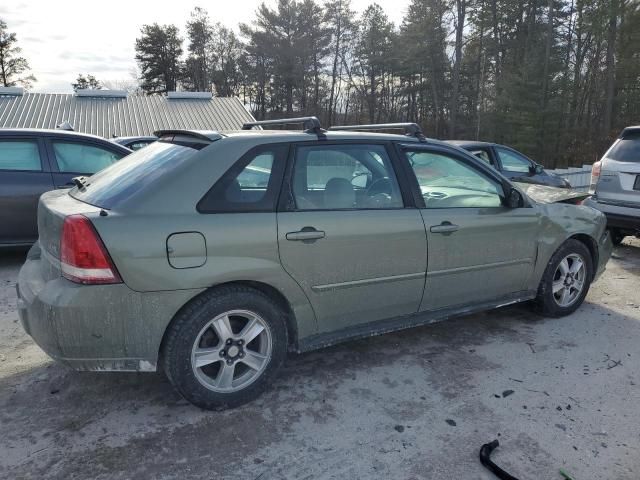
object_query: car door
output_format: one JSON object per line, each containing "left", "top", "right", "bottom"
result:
{"left": 47, "top": 138, "right": 127, "bottom": 188}
{"left": 400, "top": 144, "right": 540, "bottom": 311}
{"left": 494, "top": 146, "right": 537, "bottom": 183}
{"left": 277, "top": 142, "right": 427, "bottom": 334}
{"left": 0, "top": 137, "right": 53, "bottom": 245}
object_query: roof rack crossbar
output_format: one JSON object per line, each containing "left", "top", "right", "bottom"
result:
{"left": 242, "top": 116, "right": 323, "bottom": 133}
{"left": 328, "top": 122, "right": 426, "bottom": 142}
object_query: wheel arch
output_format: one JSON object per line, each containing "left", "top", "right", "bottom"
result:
{"left": 568, "top": 233, "right": 598, "bottom": 280}
{"left": 158, "top": 280, "right": 300, "bottom": 365}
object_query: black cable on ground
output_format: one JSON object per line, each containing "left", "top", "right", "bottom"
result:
{"left": 479, "top": 440, "right": 521, "bottom": 480}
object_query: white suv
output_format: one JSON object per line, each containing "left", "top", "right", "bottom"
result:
{"left": 586, "top": 126, "right": 640, "bottom": 245}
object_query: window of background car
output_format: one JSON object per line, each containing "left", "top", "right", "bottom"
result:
{"left": 495, "top": 147, "right": 532, "bottom": 173}
{"left": 292, "top": 144, "right": 403, "bottom": 210}
{"left": 470, "top": 149, "right": 492, "bottom": 165}
{"left": 53, "top": 141, "right": 124, "bottom": 173}
{"left": 0, "top": 140, "right": 41, "bottom": 171}
{"left": 197, "top": 145, "right": 287, "bottom": 213}
{"left": 129, "top": 141, "right": 153, "bottom": 151}
{"left": 406, "top": 150, "right": 502, "bottom": 208}
{"left": 606, "top": 133, "right": 640, "bottom": 162}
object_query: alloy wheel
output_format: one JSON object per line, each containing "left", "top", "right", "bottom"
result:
{"left": 552, "top": 253, "right": 586, "bottom": 307}
{"left": 191, "top": 310, "right": 272, "bottom": 393}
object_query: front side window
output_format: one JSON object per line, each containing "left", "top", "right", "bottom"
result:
{"left": 0, "top": 140, "right": 41, "bottom": 171}
{"left": 291, "top": 144, "right": 403, "bottom": 210}
{"left": 52, "top": 141, "right": 124, "bottom": 174}
{"left": 198, "top": 145, "right": 287, "bottom": 213}
{"left": 405, "top": 150, "right": 502, "bottom": 208}
{"left": 496, "top": 147, "right": 532, "bottom": 173}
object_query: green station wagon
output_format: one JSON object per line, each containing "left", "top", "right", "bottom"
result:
{"left": 17, "top": 118, "right": 612, "bottom": 409}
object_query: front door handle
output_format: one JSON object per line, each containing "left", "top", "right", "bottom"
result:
{"left": 286, "top": 227, "right": 326, "bottom": 241}
{"left": 430, "top": 222, "right": 459, "bottom": 234}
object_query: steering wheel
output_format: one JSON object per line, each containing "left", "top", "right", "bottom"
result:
{"left": 366, "top": 177, "right": 392, "bottom": 197}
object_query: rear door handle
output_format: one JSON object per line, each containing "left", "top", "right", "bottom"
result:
{"left": 286, "top": 228, "right": 325, "bottom": 241}
{"left": 430, "top": 222, "right": 459, "bottom": 234}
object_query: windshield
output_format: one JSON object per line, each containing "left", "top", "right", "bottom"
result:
{"left": 70, "top": 141, "right": 198, "bottom": 209}
{"left": 607, "top": 133, "right": 640, "bottom": 162}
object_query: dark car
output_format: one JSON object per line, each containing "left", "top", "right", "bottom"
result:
{"left": 112, "top": 135, "right": 157, "bottom": 150}
{"left": 447, "top": 141, "right": 571, "bottom": 188}
{"left": 0, "top": 129, "right": 131, "bottom": 246}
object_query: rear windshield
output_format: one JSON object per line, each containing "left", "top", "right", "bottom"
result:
{"left": 607, "top": 133, "right": 640, "bottom": 162}
{"left": 70, "top": 141, "right": 198, "bottom": 209}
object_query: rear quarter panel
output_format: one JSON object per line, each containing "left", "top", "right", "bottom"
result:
{"left": 90, "top": 137, "right": 318, "bottom": 340}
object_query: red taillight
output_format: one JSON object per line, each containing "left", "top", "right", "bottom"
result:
{"left": 589, "top": 161, "right": 601, "bottom": 193}
{"left": 60, "top": 214, "right": 122, "bottom": 285}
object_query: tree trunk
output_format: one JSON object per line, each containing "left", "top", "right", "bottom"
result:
{"left": 450, "top": 0, "right": 466, "bottom": 138}
{"left": 603, "top": 0, "right": 618, "bottom": 135}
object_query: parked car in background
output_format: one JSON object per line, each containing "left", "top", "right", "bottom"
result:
{"left": 584, "top": 126, "right": 640, "bottom": 245}
{"left": 447, "top": 140, "right": 571, "bottom": 189}
{"left": 112, "top": 135, "right": 157, "bottom": 150}
{"left": 17, "top": 119, "right": 611, "bottom": 410}
{"left": 0, "top": 129, "right": 131, "bottom": 247}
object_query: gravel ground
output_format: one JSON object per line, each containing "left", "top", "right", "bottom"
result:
{"left": 1, "top": 239, "right": 639, "bottom": 480}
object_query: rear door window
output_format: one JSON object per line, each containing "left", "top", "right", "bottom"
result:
{"left": 52, "top": 141, "right": 125, "bottom": 174}
{"left": 291, "top": 144, "right": 403, "bottom": 210}
{"left": 0, "top": 140, "right": 42, "bottom": 171}
{"left": 607, "top": 133, "right": 640, "bottom": 162}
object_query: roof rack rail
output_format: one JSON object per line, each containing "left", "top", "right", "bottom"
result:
{"left": 242, "top": 116, "right": 323, "bottom": 134}
{"left": 328, "top": 122, "right": 426, "bottom": 142}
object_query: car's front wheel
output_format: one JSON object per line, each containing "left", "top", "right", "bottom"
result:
{"left": 535, "top": 239, "right": 593, "bottom": 317}
{"left": 162, "top": 286, "right": 288, "bottom": 410}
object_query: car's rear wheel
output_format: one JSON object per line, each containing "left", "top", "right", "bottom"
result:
{"left": 162, "top": 286, "right": 287, "bottom": 410}
{"left": 534, "top": 239, "right": 593, "bottom": 317}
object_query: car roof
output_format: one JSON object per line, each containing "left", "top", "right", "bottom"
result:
{"left": 445, "top": 140, "right": 497, "bottom": 149}
{"left": 113, "top": 135, "right": 157, "bottom": 142}
{"left": 0, "top": 128, "right": 118, "bottom": 142}
{"left": 221, "top": 129, "right": 441, "bottom": 144}
{"left": 620, "top": 126, "right": 640, "bottom": 138}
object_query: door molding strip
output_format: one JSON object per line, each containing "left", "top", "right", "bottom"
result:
{"left": 427, "top": 258, "right": 533, "bottom": 277}
{"left": 312, "top": 271, "right": 425, "bottom": 292}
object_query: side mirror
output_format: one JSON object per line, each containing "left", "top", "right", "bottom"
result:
{"left": 532, "top": 164, "right": 544, "bottom": 174}
{"left": 506, "top": 187, "right": 524, "bottom": 208}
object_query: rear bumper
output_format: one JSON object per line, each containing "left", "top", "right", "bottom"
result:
{"left": 584, "top": 198, "right": 640, "bottom": 233}
{"left": 17, "top": 254, "right": 203, "bottom": 372}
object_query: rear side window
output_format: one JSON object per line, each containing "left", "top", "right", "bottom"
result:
{"left": 607, "top": 133, "right": 640, "bottom": 162}
{"left": 197, "top": 144, "right": 288, "bottom": 213}
{"left": 0, "top": 140, "right": 41, "bottom": 171}
{"left": 52, "top": 141, "right": 124, "bottom": 173}
{"left": 470, "top": 149, "right": 492, "bottom": 165}
{"left": 70, "top": 142, "right": 197, "bottom": 209}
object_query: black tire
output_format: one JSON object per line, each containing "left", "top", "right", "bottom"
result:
{"left": 534, "top": 239, "right": 593, "bottom": 317}
{"left": 162, "top": 285, "right": 288, "bottom": 410}
{"left": 610, "top": 229, "right": 625, "bottom": 246}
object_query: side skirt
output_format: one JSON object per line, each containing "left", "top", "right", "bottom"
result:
{"left": 295, "top": 290, "right": 537, "bottom": 353}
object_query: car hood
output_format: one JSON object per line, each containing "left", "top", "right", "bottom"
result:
{"left": 514, "top": 182, "right": 591, "bottom": 204}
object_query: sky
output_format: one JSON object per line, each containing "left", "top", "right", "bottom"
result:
{"left": 1, "top": 0, "right": 410, "bottom": 93}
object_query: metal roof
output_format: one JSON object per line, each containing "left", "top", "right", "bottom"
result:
{"left": 0, "top": 92, "right": 255, "bottom": 138}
